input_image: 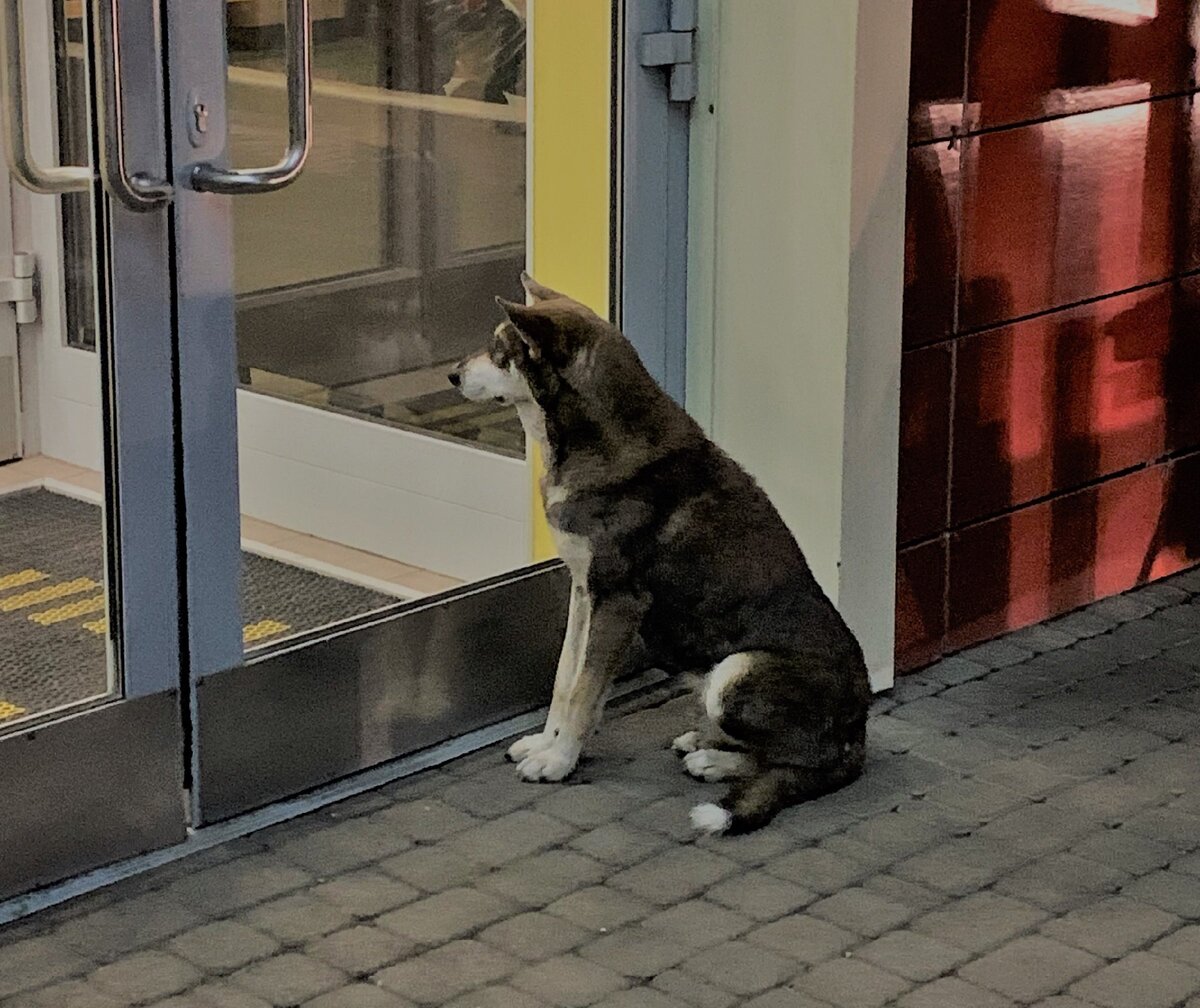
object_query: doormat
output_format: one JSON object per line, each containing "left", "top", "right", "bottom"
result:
{"left": 0, "top": 488, "right": 397, "bottom": 728}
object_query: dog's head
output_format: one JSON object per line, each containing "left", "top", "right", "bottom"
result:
{"left": 448, "top": 272, "right": 603, "bottom": 405}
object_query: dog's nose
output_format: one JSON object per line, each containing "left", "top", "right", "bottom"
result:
{"left": 448, "top": 370, "right": 461, "bottom": 387}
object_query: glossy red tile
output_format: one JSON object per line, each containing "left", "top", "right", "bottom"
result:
{"left": 904, "top": 142, "right": 960, "bottom": 347}
{"left": 896, "top": 538, "right": 948, "bottom": 672}
{"left": 968, "top": 0, "right": 1200, "bottom": 132}
{"left": 959, "top": 95, "right": 1200, "bottom": 330}
{"left": 898, "top": 345, "right": 953, "bottom": 543}
{"left": 951, "top": 280, "right": 1200, "bottom": 523}
{"left": 945, "top": 459, "right": 1196, "bottom": 648}
{"left": 909, "top": 0, "right": 969, "bottom": 142}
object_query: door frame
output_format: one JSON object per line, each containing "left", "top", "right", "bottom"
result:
{"left": 0, "top": 0, "right": 188, "bottom": 899}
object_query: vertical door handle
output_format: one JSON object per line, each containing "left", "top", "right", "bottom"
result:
{"left": 190, "top": 0, "right": 312, "bottom": 194}
{"left": 92, "top": 0, "right": 172, "bottom": 210}
{"left": 0, "top": 0, "right": 92, "bottom": 193}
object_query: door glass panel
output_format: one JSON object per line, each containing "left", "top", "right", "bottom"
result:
{"left": 227, "top": 0, "right": 528, "bottom": 653}
{"left": 0, "top": 0, "right": 115, "bottom": 733}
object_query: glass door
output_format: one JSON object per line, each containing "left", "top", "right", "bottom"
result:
{"left": 172, "top": 0, "right": 692, "bottom": 823}
{"left": 0, "top": 0, "right": 187, "bottom": 897}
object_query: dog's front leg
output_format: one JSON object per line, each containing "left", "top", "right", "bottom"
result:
{"left": 516, "top": 593, "right": 645, "bottom": 782}
{"left": 507, "top": 579, "right": 590, "bottom": 763}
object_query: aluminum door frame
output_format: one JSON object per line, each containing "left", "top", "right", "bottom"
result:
{"left": 0, "top": 0, "right": 186, "bottom": 900}
{"left": 168, "top": 0, "right": 691, "bottom": 825}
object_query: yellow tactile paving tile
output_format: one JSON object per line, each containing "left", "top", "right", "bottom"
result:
{"left": 0, "top": 701, "right": 27, "bottom": 720}
{"left": 28, "top": 594, "right": 106, "bottom": 626}
{"left": 0, "top": 578, "right": 98, "bottom": 612}
{"left": 0, "top": 569, "right": 49, "bottom": 592}
{"left": 243, "top": 619, "right": 291, "bottom": 644}
{"left": 82, "top": 617, "right": 108, "bottom": 635}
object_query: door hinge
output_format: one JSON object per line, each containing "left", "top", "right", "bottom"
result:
{"left": 639, "top": 0, "right": 697, "bottom": 103}
{"left": 0, "top": 253, "right": 37, "bottom": 325}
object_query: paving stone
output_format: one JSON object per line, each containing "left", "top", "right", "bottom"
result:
{"left": 808, "top": 887, "right": 914, "bottom": 937}
{"left": 609, "top": 847, "right": 740, "bottom": 906}
{"left": 1117, "top": 701, "right": 1200, "bottom": 741}
{"left": 478, "top": 912, "right": 590, "bottom": 961}
{"left": 168, "top": 920, "right": 281, "bottom": 973}
{"left": 977, "top": 804, "right": 1098, "bottom": 857}
{"left": 1030, "top": 727, "right": 1162, "bottom": 777}
{"left": 923, "top": 656, "right": 991, "bottom": 687}
{"left": 1121, "top": 806, "right": 1200, "bottom": 850}
{"left": 1070, "top": 951, "right": 1200, "bottom": 1008}
{"left": 796, "top": 957, "right": 911, "bottom": 1007}
{"left": 545, "top": 887, "right": 655, "bottom": 931}
{"left": 890, "top": 695, "right": 988, "bottom": 733}
{"left": 305, "top": 925, "right": 413, "bottom": 976}
{"left": 375, "top": 939, "right": 520, "bottom": 1005}
{"left": 844, "top": 806, "right": 974, "bottom": 860}
{"left": 228, "top": 952, "right": 345, "bottom": 1006}
{"left": 896, "top": 976, "right": 1020, "bottom": 1008}
{"left": 11, "top": 978, "right": 126, "bottom": 1008}
{"left": 1153, "top": 925, "right": 1200, "bottom": 967}
{"left": 705, "top": 870, "right": 815, "bottom": 921}
{"left": 860, "top": 875, "right": 948, "bottom": 913}
{"left": 368, "top": 799, "right": 479, "bottom": 844}
{"left": 578, "top": 929, "right": 692, "bottom": 978}
{"left": 1004, "top": 624, "right": 1081, "bottom": 653}
{"left": 746, "top": 915, "right": 858, "bottom": 963}
{"left": 375, "top": 888, "right": 516, "bottom": 946}
{"left": 818, "top": 833, "right": 904, "bottom": 874}
{"left": 1050, "top": 777, "right": 1161, "bottom": 821}
{"left": 569, "top": 822, "right": 671, "bottom": 867}
{"left": 54, "top": 890, "right": 204, "bottom": 961}
{"left": 770, "top": 802, "right": 858, "bottom": 843}
{"left": 680, "top": 940, "right": 798, "bottom": 996}
{"left": 438, "top": 765, "right": 544, "bottom": 817}
{"left": 1040, "top": 896, "right": 1180, "bottom": 958}
{"left": 1050, "top": 610, "right": 1119, "bottom": 640}
{"left": 1122, "top": 870, "right": 1200, "bottom": 917}
{"left": 640, "top": 900, "right": 753, "bottom": 949}
{"left": 649, "top": 970, "right": 739, "bottom": 1008}
{"left": 152, "top": 981, "right": 274, "bottom": 1007}
{"left": 592, "top": 990, "right": 694, "bottom": 1008}
{"left": 90, "top": 950, "right": 203, "bottom": 1004}
{"left": 888, "top": 676, "right": 943, "bottom": 703}
{"left": 856, "top": 929, "right": 970, "bottom": 982}
{"left": 303, "top": 986, "right": 415, "bottom": 1008}
{"left": 959, "top": 936, "right": 1103, "bottom": 1003}
{"left": 694, "top": 825, "right": 798, "bottom": 865}
{"left": 478, "top": 849, "right": 608, "bottom": 907}
{"left": 166, "top": 856, "right": 313, "bottom": 917}
{"left": 1034, "top": 998, "right": 1100, "bottom": 1008}
{"left": 274, "top": 818, "right": 411, "bottom": 875}
{"left": 508, "top": 954, "right": 629, "bottom": 1007}
{"left": 973, "top": 755, "right": 1081, "bottom": 798}
{"left": 378, "top": 844, "right": 489, "bottom": 893}
{"left": 763, "top": 846, "right": 872, "bottom": 894}
{"left": 441, "top": 811, "right": 577, "bottom": 870}
{"left": 624, "top": 796, "right": 713, "bottom": 841}
{"left": 0, "top": 935, "right": 92, "bottom": 999}
{"left": 241, "top": 893, "right": 353, "bottom": 946}
{"left": 310, "top": 871, "right": 420, "bottom": 920}
{"left": 1070, "top": 827, "right": 1178, "bottom": 875}
{"left": 925, "top": 777, "right": 1026, "bottom": 819}
{"left": 442, "top": 985, "right": 549, "bottom": 1008}
{"left": 533, "top": 784, "right": 637, "bottom": 827}
{"left": 894, "top": 836, "right": 1031, "bottom": 896}
{"left": 911, "top": 892, "right": 1050, "bottom": 953}
{"left": 994, "top": 853, "right": 1130, "bottom": 913}
{"left": 741, "top": 988, "right": 840, "bottom": 1008}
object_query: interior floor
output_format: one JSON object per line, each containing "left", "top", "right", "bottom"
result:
{"left": 0, "top": 456, "right": 463, "bottom": 732}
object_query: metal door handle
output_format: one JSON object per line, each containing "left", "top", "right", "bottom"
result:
{"left": 92, "top": 0, "right": 172, "bottom": 210}
{"left": 0, "top": 0, "right": 92, "bottom": 193}
{"left": 191, "top": 0, "right": 312, "bottom": 195}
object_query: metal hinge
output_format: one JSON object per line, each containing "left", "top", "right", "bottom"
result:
{"left": 0, "top": 253, "right": 37, "bottom": 324}
{"left": 639, "top": 0, "right": 697, "bottom": 103}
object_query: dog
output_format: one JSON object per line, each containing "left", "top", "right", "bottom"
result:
{"left": 449, "top": 274, "right": 871, "bottom": 834}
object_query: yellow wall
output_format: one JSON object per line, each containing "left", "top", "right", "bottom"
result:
{"left": 528, "top": 0, "right": 613, "bottom": 560}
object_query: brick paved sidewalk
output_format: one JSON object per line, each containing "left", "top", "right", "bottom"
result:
{"left": 3, "top": 571, "right": 1200, "bottom": 1008}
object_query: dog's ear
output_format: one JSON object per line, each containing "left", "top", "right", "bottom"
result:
{"left": 496, "top": 297, "right": 560, "bottom": 361}
{"left": 520, "top": 271, "right": 567, "bottom": 304}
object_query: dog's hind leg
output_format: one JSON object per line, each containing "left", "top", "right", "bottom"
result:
{"left": 508, "top": 579, "right": 590, "bottom": 763}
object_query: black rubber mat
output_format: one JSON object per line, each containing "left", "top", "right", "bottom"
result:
{"left": 0, "top": 488, "right": 397, "bottom": 726}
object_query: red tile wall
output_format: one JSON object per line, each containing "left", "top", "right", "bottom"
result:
{"left": 897, "top": 0, "right": 1200, "bottom": 672}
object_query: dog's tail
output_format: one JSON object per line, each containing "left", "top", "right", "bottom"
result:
{"left": 690, "top": 758, "right": 864, "bottom": 836}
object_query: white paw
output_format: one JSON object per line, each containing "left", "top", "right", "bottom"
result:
{"left": 690, "top": 802, "right": 733, "bottom": 835}
{"left": 507, "top": 732, "right": 553, "bottom": 763}
{"left": 516, "top": 742, "right": 579, "bottom": 782}
{"left": 683, "top": 748, "right": 752, "bottom": 782}
{"left": 672, "top": 730, "right": 700, "bottom": 754}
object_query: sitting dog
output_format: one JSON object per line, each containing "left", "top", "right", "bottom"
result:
{"left": 449, "top": 274, "right": 871, "bottom": 834}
